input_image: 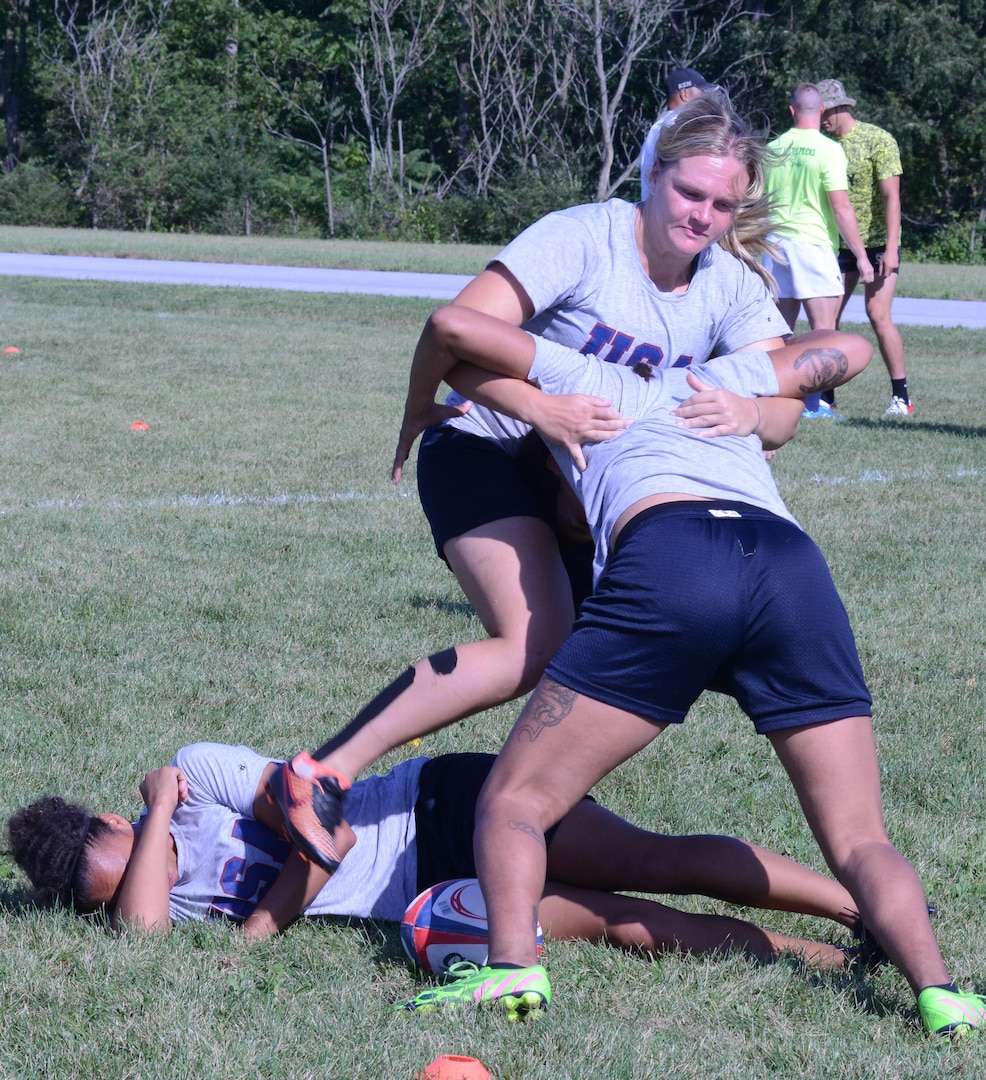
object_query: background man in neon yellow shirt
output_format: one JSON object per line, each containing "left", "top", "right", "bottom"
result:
{"left": 763, "top": 83, "right": 872, "bottom": 417}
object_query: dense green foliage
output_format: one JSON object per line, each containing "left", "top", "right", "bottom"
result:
{"left": 0, "top": 0, "right": 984, "bottom": 257}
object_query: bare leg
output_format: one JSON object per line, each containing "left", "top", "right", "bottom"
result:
{"left": 474, "top": 679, "right": 666, "bottom": 967}
{"left": 863, "top": 271, "right": 905, "bottom": 380}
{"left": 538, "top": 883, "right": 850, "bottom": 970}
{"left": 837, "top": 270, "right": 860, "bottom": 325}
{"left": 800, "top": 294, "right": 841, "bottom": 332}
{"left": 769, "top": 716, "right": 948, "bottom": 996}
{"left": 545, "top": 800, "right": 859, "bottom": 930}
{"left": 313, "top": 516, "right": 574, "bottom": 779}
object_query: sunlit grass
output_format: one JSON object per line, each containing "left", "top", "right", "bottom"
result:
{"left": 0, "top": 272, "right": 984, "bottom": 1077}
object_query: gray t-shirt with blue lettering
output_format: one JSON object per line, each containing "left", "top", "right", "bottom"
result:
{"left": 447, "top": 198, "right": 786, "bottom": 445}
{"left": 160, "top": 743, "right": 424, "bottom": 925}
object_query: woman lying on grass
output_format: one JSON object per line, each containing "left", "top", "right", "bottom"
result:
{"left": 8, "top": 743, "right": 872, "bottom": 971}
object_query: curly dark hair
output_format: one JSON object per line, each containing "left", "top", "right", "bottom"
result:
{"left": 7, "top": 797, "right": 112, "bottom": 914}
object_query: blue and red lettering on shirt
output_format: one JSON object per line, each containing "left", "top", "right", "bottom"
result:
{"left": 207, "top": 817, "right": 291, "bottom": 922}
{"left": 579, "top": 322, "right": 692, "bottom": 368}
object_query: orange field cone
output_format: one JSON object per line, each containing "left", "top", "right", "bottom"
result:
{"left": 416, "top": 1054, "right": 492, "bottom": 1080}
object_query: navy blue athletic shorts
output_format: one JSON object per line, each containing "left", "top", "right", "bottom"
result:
{"left": 416, "top": 424, "right": 594, "bottom": 609}
{"left": 545, "top": 501, "right": 872, "bottom": 735}
{"left": 413, "top": 752, "right": 586, "bottom": 893}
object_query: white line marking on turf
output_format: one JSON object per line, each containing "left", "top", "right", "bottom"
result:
{"left": 799, "top": 466, "right": 983, "bottom": 489}
{"left": 1, "top": 490, "right": 419, "bottom": 515}
{"left": 0, "top": 467, "right": 981, "bottom": 516}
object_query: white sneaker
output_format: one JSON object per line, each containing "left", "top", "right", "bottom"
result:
{"left": 885, "top": 396, "right": 914, "bottom": 415}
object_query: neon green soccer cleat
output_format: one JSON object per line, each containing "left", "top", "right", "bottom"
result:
{"left": 917, "top": 987, "right": 986, "bottom": 1037}
{"left": 398, "top": 962, "right": 551, "bottom": 1021}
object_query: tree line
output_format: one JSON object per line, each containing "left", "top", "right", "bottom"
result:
{"left": 1, "top": 0, "right": 984, "bottom": 258}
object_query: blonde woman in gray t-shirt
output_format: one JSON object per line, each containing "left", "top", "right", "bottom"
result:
{"left": 268, "top": 94, "right": 800, "bottom": 877}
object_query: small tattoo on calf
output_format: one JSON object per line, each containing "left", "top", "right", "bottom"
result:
{"left": 793, "top": 346, "right": 848, "bottom": 393}
{"left": 516, "top": 678, "right": 578, "bottom": 742}
{"left": 508, "top": 819, "right": 546, "bottom": 849}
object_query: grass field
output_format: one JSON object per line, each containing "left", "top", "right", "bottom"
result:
{"left": 0, "top": 267, "right": 985, "bottom": 1078}
{"left": 2, "top": 224, "right": 986, "bottom": 299}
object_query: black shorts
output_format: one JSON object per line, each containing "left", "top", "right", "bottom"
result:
{"left": 413, "top": 753, "right": 587, "bottom": 893}
{"left": 546, "top": 501, "right": 872, "bottom": 735}
{"left": 838, "top": 246, "right": 900, "bottom": 275}
{"left": 416, "top": 424, "right": 594, "bottom": 610}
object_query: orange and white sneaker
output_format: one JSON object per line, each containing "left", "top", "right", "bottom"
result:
{"left": 266, "top": 752, "right": 351, "bottom": 871}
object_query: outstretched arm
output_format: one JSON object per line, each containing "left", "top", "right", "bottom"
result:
{"left": 392, "top": 267, "right": 622, "bottom": 481}
{"left": 672, "top": 330, "right": 872, "bottom": 440}
{"left": 393, "top": 304, "right": 627, "bottom": 476}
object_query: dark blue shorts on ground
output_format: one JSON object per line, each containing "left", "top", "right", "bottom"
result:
{"left": 413, "top": 753, "right": 583, "bottom": 893}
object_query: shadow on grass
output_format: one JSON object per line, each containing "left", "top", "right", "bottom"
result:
{"left": 408, "top": 595, "right": 475, "bottom": 618}
{"left": 0, "top": 883, "right": 40, "bottom": 916}
{"left": 798, "top": 955, "right": 912, "bottom": 1025}
{"left": 842, "top": 418, "right": 986, "bottom": 439}
{"left": 311, "top": 915, "right": 409, "bottom": 967}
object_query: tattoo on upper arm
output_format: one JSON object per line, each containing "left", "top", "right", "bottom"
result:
{"left": 508, "top": 819, "right": 547, "bottom": 849}
{"left": 793, "top": 347, "right": 848, "bottom": 392}
{"left": 515, "top": 678, "right": 578, "bottom": 742}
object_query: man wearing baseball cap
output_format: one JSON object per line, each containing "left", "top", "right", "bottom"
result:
{"left": 816, "top": 78, "right": 911, "bottom": 416}
{"left": 639, "top": 67, "right": 718, "bottom": 200}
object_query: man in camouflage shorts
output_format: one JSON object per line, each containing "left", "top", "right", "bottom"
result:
{"left": 817, "top": 78, "right": 912, "bottom": 416}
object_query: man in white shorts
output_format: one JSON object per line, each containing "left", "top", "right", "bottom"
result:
{"left": 763, "top": 83, "right": 873, "bottom": 417}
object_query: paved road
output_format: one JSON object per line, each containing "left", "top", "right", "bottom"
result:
{"left": 2, "top": 251, "right": 985, "bottom": 328}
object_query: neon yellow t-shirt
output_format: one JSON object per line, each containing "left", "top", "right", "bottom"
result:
{"left": 765, "top": 127, "right": 849, "bottom": 250}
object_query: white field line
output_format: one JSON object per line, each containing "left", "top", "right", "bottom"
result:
{"left": 797, "top": 465, "right": 984, "bottom": 489}
{"left": 1, "top": 489, "right": 419, "bottom": 515}
{"left": 0, "top": 465, "right": 981, "bottom": 516}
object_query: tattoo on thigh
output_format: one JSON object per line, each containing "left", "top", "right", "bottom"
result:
{"left": 793, "top": 346, "right": 848, "bottom": 392}
{"left": 508, "top": 818, "right": 546, "bottom": 850}
{"left": 515, "top": 678, "right": 578, "bottom": 742}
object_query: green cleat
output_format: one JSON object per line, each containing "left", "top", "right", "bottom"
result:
{"left": 917, "top": 987, "right": 986, "bottom": 1037}
{"left": 399, "top": 962, "right": 551, "bottom": 1021}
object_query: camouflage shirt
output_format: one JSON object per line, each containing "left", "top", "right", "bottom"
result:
{"left": 831, "top": 121, "right": 902, "bottom": 245}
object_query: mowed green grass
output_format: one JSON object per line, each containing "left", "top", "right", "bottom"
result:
{"left": 0, "top": 274, "right": 985, "bottom": 1078}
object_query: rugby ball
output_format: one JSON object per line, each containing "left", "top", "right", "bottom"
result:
{"left": 400, "top": 877, "right": 543, "bottom": 975}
